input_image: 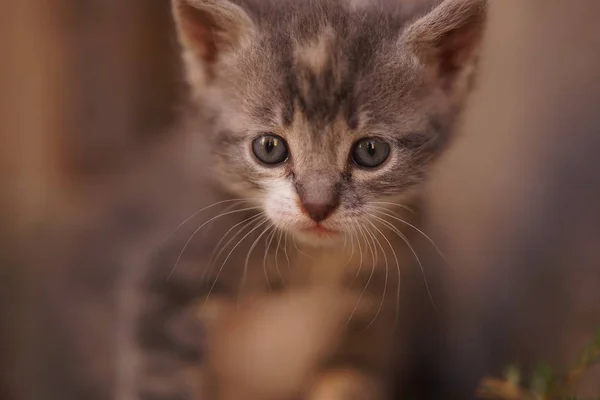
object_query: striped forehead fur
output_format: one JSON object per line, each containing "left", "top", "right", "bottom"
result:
{"left": 244, "top": 0, "right": 418, "bottom": 129}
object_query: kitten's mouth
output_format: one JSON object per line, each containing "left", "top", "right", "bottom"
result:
{"left": 301, "top": 225, "right": 339, "bottom": 237}
{"left": 293, "top": 224, "right": 343, "bottom": 246}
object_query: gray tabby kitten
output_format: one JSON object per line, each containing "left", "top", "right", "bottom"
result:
{"left": 134, "top": 0, "right": 485, "bottom": 399}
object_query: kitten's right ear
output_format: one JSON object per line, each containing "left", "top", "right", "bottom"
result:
{"left": 172, "top": 0, "right": 255, "bottom": 82}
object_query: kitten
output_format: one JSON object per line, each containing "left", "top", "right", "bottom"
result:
{"left": 133, "top": 0, "right": 486, "bottom": 399}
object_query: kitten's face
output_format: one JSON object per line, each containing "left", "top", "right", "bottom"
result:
{"left": 174, "top": 0, "right": 485, "bottom": 245}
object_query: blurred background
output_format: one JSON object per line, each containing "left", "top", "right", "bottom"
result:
{"left": 1, "top": 1, "right": 184, "bottom": 398}
{"left": 1, "top": 0, "right": 182, "bottom": 218}
{"left": 1, "top": 1, "right": 599, "bottom": 400}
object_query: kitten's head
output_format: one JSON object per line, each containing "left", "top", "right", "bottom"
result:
{"left": 173, "top": 0, "right": 486, "bottom": 244}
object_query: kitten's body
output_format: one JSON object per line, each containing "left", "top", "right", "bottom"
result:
{"left": 135, "top": 1, "right": 484, "bottom": 399}
{"left": 133, "top": 0, "right": 486, "bottom": 399}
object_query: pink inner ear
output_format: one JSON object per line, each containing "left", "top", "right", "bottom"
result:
{"left": 437, "top": 17, "right": 484, "bottom": 78}
{"left": 407, "top": 9, "right": 485, "bottom": 94}
{"left": 406, "top": 0, "right": 486, "bottom": 90}
{"left": 178, "top": 3, "right": 219, "bottom": 63}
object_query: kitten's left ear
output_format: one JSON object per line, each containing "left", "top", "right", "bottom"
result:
{"left": 172, "top": 0, "right": 256, "bottom": 86}
{"left": 401, "top": 0, "right": 487, "bottom": 90}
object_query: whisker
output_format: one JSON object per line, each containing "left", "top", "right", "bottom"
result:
{"left": 336, "top": 221, "right": 357, "bottom": 276}
{"left": 197, "top": 201, "right": 252, "bottom": 241}
{"left": 364, "top": 222, "right": 377, "bottom": 271}
{"left": 348, "top": 222, "right": 364, "bottom": 287}
{"left": 361, "top": 220, "right": 389, "bottom": 331}
{"left": 369, "top": 201, "right": 416, "bottom": 214}
{"left": 283, "top": 232, "right": 291, "bottom": 272}
{"left": 167, "top": 205, "right": 262, "bottom": 280}
{"left": 242, "top": 223, "right": 273, "bottom": 293}
{"left": 293, "top": 235, "right": 314, "bottom": 260}
{"left": 263, "top": 228, "right": 277, "bottom": 291}
{"left": 344, "top": 228, "right": 356, "bottom": 272}
{"left": 274, "top": 230, "right": 286, "bottom": 288}
{"left": 206, "top": 216, "right": 269, "bottom": 302}
{"left": 368, "top": 206, "right": 449, "bottom": 265}
{"left": 346, "top": 223, "right": 377, "bottom": 327}
{"left": 209, "top": 212, "right": 264, "bottom": 267}
{"left": 366, "top": 216, "right": 402, "bottom": 328}
{"left": 370, "top": 213, "right": 437, "bottom": 311}
{"left": 161, "top": 198, "right": 257, "bottom": 245}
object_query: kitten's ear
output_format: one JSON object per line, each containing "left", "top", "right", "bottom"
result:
{"left": 172, "top": 0, "right": 255, "bottom": 82}
{"left": 401, "top": 0, "right": 486, "bottom": 89}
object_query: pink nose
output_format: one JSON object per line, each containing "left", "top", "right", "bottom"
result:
{"left": 300, "top": 201, "right": 338, "bottom": 223}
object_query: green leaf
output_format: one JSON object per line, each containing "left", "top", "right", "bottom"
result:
{"left": 529, "top": 364, "right": 554, "bottom": 397}
{"left": 505, "top": 364, "right": 522, "bottom": 387}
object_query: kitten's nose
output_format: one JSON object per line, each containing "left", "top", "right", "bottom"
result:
{"left": 300, "top": 200, "right": 338, "bottom": 223}
{"left": 296, "top": 174, "right": 340, "bottom": 223}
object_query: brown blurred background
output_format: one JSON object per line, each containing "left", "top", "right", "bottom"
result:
{"left": 1, "top": 0, "right": 182, "bottom": 222}
{"left": 1, "top": 1, "right": 183, "bottom": 397}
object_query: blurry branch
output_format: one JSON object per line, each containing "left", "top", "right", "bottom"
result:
{"left": 478, "top": 328, "right": 600, "bottom": 400}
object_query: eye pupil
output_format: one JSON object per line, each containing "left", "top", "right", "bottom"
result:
{"left": 352, "top": 137, "right": 390, "bottom": 168}
{"left": 367, "top": 141, "right": 376, "bottom": 156}
{"left": 252, "top": 134, "right": 289, "bottom": 165}
{"left": 264, "top": 138, "right": 273, "bottom": 152}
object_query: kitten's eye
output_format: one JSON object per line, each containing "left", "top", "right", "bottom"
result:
{"left": 352, "top": 138, "right": 391, "bottom": 168}
{"left": 252, "top": 134, "right": 289, "bottom": 166}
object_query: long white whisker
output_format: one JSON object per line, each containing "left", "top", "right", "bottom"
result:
{"left": 293, "top": 235, "right": 314, "bottom": 260}
{"left": 336, "top": 221, "right": 357, "bottom": 275}
{"left": 162, "top": 198, "right": 257, "bottom": 244}
{"left": 344, "top": 228, "right": 356, "bottom": 271}
{"left": 206, "top": 216, "right": 269, "bottom": 302}
{"left": 369, "top": 201, "right": 415, "bottom": 214}
{"left": 364, "top": 223, "right": 377, "bottom": 273}
{"left": 348, "top": 222, "right": 364, "bottom": 287}
{"left": 346, "top": 223, "right": 377, "bottom": 327}
{"left": 274, "top": 230, "right": 286, "bottom": 288}
{"left": 168, "top": 206, "right": 262, "bottom": 280}
{"left": 370, "top": 213, "right": 437, "bottom": 311}
{"left": 361, "top": 220, "right": 389, "bottom": 331}
{"left": 345, "top": 226, "right": 350, "bottom": 248}
{"left": 366, "top": 216, "right": 402, "bottom": 327}
{"left": 263, "top": 228, "right": 277, "bottom": 291}
{"left": 197, "top": 201, "right": 252, "bottom": 241}
{"left": 209, "top": 212, "right": 264, "bottom": 266}
{"left": 368, "top": 207, "right": 449, "bottom": 265}
{"left": 372, "top": 218, "right": 406, "bottom": 324}
{"left": 242, "top": 223, "right": 273, "bottom": 293}
{"left": 283, "top": 232, "right": 291, "bottom": 272}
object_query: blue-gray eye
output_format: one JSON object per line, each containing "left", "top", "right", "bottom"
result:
{"left": 252, "top": 134, "right": 289, "bottom": 165}
{"left": 352, "top": 138, "right": 391, "bottom": 168}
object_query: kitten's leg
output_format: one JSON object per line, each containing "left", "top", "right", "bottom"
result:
{"left": 308, "top": 368, "right": 385, "bottom": 400}
{"left": 304, "top": 261, "right": 402, "bottom": 400}
{"left": 205, "top": 288, "right": 361, "bottom": 400}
